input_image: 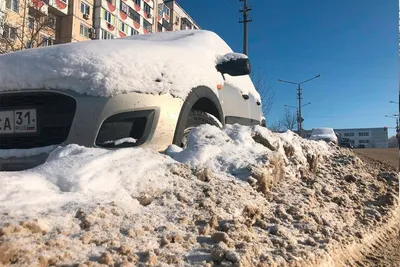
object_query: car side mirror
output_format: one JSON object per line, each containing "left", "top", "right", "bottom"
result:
{"left": 216, "top": 53, "right": 251, "bottom": 76}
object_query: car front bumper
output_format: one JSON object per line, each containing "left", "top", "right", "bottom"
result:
{"left": 0, "top": 90, "right": 183, "bottom": 171}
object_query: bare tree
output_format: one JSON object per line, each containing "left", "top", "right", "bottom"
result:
{"left": 280, "top": 107, "right": 297, "bottom": 131}
{"left": 0, "top": 2, "right": 57, "bottom": 54}
{"left": 251, "top": 70, "right": 275, "bottom": 117}
{"left": 268, "top": 121, "right": 283, "bottom": 132}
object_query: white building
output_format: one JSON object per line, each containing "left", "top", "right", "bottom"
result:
{"left": 304, "top": 127, "right": 389, "bottom": 148}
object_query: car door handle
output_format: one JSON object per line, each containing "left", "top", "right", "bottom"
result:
{"left": 242, "top": 94, "right": 249, "bottom": 100}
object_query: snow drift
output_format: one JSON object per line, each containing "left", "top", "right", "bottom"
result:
{"left": 0, "top": 125, "right": 397, "bottom": 267}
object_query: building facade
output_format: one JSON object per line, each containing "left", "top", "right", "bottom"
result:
{"left": 59, "top": 0, "right": 94, "bottom": 43}
{"left": 94, "top": 0, "right": 155, "bottom": 40}
{"left": 163, "top": 0, "right": 199, "bottom": 32}
{"left": 303, "top": 127, "right": 389, "bottom": 148}
{"left": 0, "top": 0, "right": 198, "bottom": 52}
{"left": 0, "top": 0, "right": 69, "bottom": 51}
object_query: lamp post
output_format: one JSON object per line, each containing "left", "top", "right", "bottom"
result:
{"left": 284, "top": 102, "right": 311, "bottom": 134}
{"left": 278, "top": 75, "right": 320, "bottom": 137}
{"left": 390, "top": 101, "right": 400, "bottom": 170}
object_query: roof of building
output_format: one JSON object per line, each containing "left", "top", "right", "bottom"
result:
{"left": 0, "top": 30, "right": 258, "bottom": 101}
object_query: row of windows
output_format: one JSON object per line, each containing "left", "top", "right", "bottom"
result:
{"left": 80, "top": 25, "right": 139, "bottom": 39}
{"left": 6, "top": 0, "right": 67, "bottom": 13}
{"left": 343, "top": 132, "right": 370, "bottom": 137}
{"left": 104, "top": 8, "right": 152, "bottom": 32}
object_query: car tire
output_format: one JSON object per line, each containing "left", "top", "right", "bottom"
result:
{"left": 180, "top": 110, "right": 222, "bottom": 147}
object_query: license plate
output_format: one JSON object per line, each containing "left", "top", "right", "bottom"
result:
{"left": 0, "top": 109, "right": 37, "bottom": 134}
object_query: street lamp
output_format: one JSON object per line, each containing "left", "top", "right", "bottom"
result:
{"left": 278, "top": 75, "right": 320, "bottom": 137}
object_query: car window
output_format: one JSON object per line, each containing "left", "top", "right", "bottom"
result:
{"left": 311, "top": 128, "right": 333, "bottom": 135}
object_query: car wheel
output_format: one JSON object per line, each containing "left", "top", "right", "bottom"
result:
{"left": 180, "top": 110, "right": 222, "bottom": 148}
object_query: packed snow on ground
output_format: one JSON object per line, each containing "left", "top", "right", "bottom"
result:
{"left": 0, "top": 125, "right": 398, "bottom": 267}
{"left": 0, "top": 30, "right": 260, "bottom": 102}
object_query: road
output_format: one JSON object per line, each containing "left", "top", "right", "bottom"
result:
{"left": 353, "top": 148, "right": 399, "bottom": 267}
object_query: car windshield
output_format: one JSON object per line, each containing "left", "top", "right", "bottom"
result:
{"left": 311, "top": 128, "right": 333, "bottom": 135}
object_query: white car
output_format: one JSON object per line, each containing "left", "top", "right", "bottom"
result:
{"left": 309, "top": 128, "right": 338, "bottom": 144}
{"left": 0, "top": 30, "right": 263, "bottom": 171}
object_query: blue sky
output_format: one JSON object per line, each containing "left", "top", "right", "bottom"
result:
{"left": 177, "top": 0, "right": 398, "bottom": 136}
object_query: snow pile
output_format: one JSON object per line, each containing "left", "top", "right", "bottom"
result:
{"left": 0, "top": 125, "right": 398, "bottom": 267}
{"left": 0, "top": 30, "right": 260, "bottom": 101}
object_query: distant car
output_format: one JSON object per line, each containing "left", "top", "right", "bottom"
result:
{"left": 339, "top": 138, "right": 353, "bottom": 148}
{"left": 358, "top": 144, "right": 366, "bottom": 148}
{"left": 309, "top": 128, "right": 338, "bottom": 145}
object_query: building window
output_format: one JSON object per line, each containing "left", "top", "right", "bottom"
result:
{"left": 133, "top": 0, "right": 141, "bottom": 6}
{"left": 143, "top": 2, "right": 151, "bottom": 14}
{"left": 128, "top": 8, "right": 140, "bottom": 24}
{"left": 157, "top": 22, "right": 162, "bottom": 32}
{"left": 344, "top": 133, "right": 354, "bottom": 137}
{"left": 60, "top": 0, "right": 67, "bottom": 2}
{"left": 119, "top": 21, "right": 130, "bottom": 34}
{"left": 104, "top": 10, "right": 113, "bottom": 24}
{"left": 47, "top": 14, "right": 57, "bottom": 29}
{"left": 81, "top": 1, "right": 90, "bottom": 15}
{"left": 350, "top": 140, "right": 355, "bottom": 144}
{"left": 157, "top": 4, "right": 163, "bottom": 16}
{"left": 6, "top": 0, "right": 19, "bottom": 12}
{"left": 130, "top": 28, "right": 138, "bottom": 35}
{"left": 359, "top": 140, "right": 370, "bottom": 144}
{"left": 106, "top": 0, "right": 114, "bottom": 5}
{"left": 143, "top": 19, "right": 152, "bottom": 32}
{"left": 42, "top": 36, "right": 54, "bottom": 46}
{"left": 80, "top": 24, "right": 89, "bottom": 37}
{"left": 358, "top": 132, "right": 369, "bottom": 137}
{"left": 2, "top": 25, "right": 17, "bottom": 40}
{"left": 163, "top": 4, "right": 170, "bottom": 17}
{"left": 101, "top": 29, "right": 114, "bottom": 39}
{"left": 120, "top": 2, "right": 129, "bottom": 14}
{"left": 28, "top": 16, "right": 34, "bottom": 30}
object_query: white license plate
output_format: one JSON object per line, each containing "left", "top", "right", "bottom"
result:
{"left": 0, "top": 109, "right": 37, "bottom": 134}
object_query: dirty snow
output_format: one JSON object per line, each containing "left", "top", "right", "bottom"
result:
{"left": 0, "top": 30, "right": 260, "bottom": 102}
{"left": 0, "top": 125, "right": 398, "bottom": 267}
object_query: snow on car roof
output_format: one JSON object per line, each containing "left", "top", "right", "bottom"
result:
{"left": 0, "top": 30, "right": 260, "bottom": 101}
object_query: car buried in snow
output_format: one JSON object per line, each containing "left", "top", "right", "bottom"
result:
{"left": 0, "top": 30, "right": 263, "bottom": 171}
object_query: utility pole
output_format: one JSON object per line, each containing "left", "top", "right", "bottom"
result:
{"left": 239, "top": 0, "right": 252, "bottom": 55}
{"left": 278, "top": 75, "right": 320, "bottom": 137}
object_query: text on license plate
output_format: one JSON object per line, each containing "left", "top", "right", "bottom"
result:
{"left": 0, "top": 109, "right": 37, "bottom": 134}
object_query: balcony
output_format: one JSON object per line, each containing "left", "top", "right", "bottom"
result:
{"left": 180, "top": 18, "right": 192, "bottom": 30}
{"left": 48, "top": 0, "right": 68, "bottom": 15}
{"left": 30, "top": 0, "right": 49, "bottom": 16}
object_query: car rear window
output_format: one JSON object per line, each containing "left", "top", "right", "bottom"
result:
{"left": 312, "top": 128, "right": 333, "bottom": 135}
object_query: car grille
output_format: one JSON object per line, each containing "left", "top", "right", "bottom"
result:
{"left": 0, "top": 92, "right": 76, "bottom": 149}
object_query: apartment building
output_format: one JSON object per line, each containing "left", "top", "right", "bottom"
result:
{"left": 162, "top": 0, "right": 199, "bottom": 32}
{"left": 0, "top": 0, "right": 198, "bottom": 52}
{"left": 0, "top": 0, "right": 69, "bottom": 52}
{"left": 303, "top": 127, "right": 389, "bottom": 148}
{"left": 94, "top": 0, "right": 155, "bottom": 40}
{"left": 59, "top": 0, "right": 94, "bottom": 43}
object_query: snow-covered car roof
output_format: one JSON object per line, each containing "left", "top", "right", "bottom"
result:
{"left": 0, "top": 30, "right": 260, "bottom": 101}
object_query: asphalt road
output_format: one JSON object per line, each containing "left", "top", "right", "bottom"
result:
{"left": 353, "top": 148, "right": 399, "bottom": 267}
